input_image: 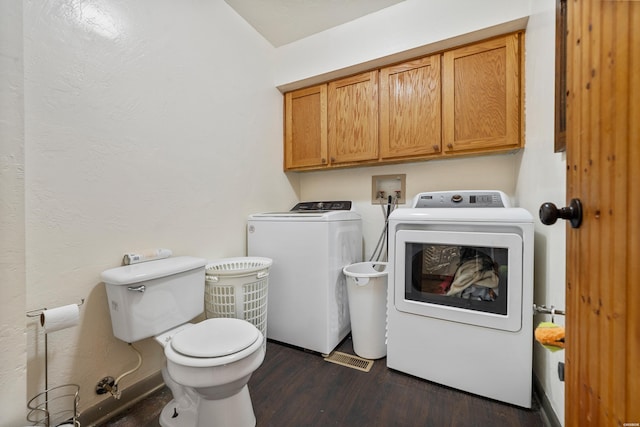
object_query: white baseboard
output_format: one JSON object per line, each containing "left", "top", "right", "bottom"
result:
{"left": 533, "top": 374, "right": 562, "bottom": 427}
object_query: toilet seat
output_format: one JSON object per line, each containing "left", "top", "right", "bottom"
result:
{"left": 165, "top": 318, "right": 262, "bottom": 368}
{"left": 173, "top": 318, "right": 259, "bottom": 357}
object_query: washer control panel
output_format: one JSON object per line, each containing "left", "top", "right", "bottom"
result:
{"left": 290, "top": 201, "right": 352, "bottom": 211}
{"left": 412, "top": 191, "right": 510, "bottom": 208}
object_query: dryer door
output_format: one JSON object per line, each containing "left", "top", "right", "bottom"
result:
{"left": 394, "top": 229, "right": 523, "bottom": 332}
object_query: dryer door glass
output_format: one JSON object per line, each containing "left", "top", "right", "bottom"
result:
{"left": 394, "top": 230, "right": 523, "bottom": 332}
{"left": 406, "top": 243, "right": 508, "bottom": 315}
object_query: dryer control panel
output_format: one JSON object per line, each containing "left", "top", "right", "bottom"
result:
{"left": 412, "top": 191, "right": 510, "bottom": 208}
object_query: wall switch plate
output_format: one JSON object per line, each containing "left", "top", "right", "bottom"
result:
{"left": 372, "top": 174, "right": 406, "bottom": 205}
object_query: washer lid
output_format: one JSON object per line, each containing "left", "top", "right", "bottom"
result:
{"left": 248, "top": 210, "right": 361, "bottom": 221}
{"left": 171, "top": 318, "right": 259, "bottom": 358}
{"left": 248, "top": 200, "right": 360, "bottom": 221}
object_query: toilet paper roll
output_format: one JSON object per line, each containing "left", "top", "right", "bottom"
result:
{"left": 123, "top": 248, "right": 172, "bottom": 265}
{"left": 40, "top": 304, "right": 80, "bottom": 334}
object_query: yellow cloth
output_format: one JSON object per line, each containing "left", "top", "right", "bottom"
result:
{"left": 535, "top": 322, "right": 565, "bottom": 352}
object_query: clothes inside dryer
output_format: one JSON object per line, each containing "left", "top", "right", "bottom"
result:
{"left": 406, "top": 243, "right": 508, "bottom": 315}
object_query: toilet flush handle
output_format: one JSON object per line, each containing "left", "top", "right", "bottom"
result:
{"left": 127, "top": 285, "right": 146, "bottom": 293}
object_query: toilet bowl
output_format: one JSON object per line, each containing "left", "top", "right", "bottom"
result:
{"left": 158, "top": 318, "right": 264, "bottom": 427}
{"left": 101, "top": 256, "right": 265, "bottom": 427}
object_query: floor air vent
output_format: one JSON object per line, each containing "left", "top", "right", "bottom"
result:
{"left": 324, "top": 351, "right": 374, "bottom": 372}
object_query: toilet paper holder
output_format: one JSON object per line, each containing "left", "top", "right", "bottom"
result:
{"left": 25, "top": 299, "right": 84, "bottom": 426}
{"left": 26, "top": 298, "right": 85, "bottom": 319}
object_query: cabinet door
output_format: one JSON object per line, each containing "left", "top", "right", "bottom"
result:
{"left": 328, "top": 71, "right": 379, "bottom": 164}
{"left": 380, "top": 55, "right": 442, "bottom": 159}
{"left": 443, "top": 33, "right": 521, "bottom": 153}
{"left": 284, "top": 85, "right": 327, "bottom": 170}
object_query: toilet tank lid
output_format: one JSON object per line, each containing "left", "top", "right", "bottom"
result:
{"left": 101, "top": 256, "right": 207, "bottom": 285}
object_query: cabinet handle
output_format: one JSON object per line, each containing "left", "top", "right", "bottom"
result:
{"left": 321, "top": 158, "right": 327, "bottom": 164}
{"left": 432, "top": 145, "right": 439, "bottom": 152}
{"left": 330, "top": 157, "right": 335, "bottom": 163}
{"left": 447, "top": 143, "right": 453, "bottom": 149}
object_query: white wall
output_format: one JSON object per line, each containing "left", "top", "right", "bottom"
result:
{"left": 274, "top": 0, "right": 565, "bottom": 424}
{"left": 517, "top": 0, "right": 567, "bottom": 422}
{"left": 298, "top": 156, "right": 520, "bottom": 260}
{"left": 275, "top": 0, "right": 531, "bottom": 90}
{"left": 0, "top": 0, "right": 27, "bottom": 424}
{"left": 19, "top": 0, "right": 297, "bottom": 417}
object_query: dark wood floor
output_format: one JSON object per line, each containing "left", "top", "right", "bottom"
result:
{"left": 99, "top": 336, "right": 546, "bottom": 427}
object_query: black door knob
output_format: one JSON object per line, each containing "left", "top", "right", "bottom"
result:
{"left": 539, "top": 198, "right": 583, "bottom": 228}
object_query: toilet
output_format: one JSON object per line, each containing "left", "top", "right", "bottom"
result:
{"left": 101, "top": 256, "right": 264, "bottom": 427}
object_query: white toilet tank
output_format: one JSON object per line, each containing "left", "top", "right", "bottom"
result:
{"left": 101, "top": 256, "right": 207, "bottom": 343}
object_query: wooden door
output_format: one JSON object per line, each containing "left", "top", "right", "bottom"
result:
{"left": 284, "top": 84, "right": 328, "bottom": 170}
{"left": 379, "top": 55, "right": 441, "bottom": 159}
{"left": 565, "top": 1, "right": 639, "bottom": 425}
{"left": 328, "top": 71, "right": 379, "bottom": 164}
{"left": 442, "top": 33, "right": 522, "bottom": 154}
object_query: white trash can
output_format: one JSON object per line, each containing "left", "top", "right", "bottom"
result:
{"left": 343, "top": 262, "right": 388, "bottom": 359}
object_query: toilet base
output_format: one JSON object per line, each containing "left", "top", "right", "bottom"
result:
{"left": 159, "top": 384, "right": 256, "bottom": 427}
{"left": 160, "top": 399, "right": 197, "bottom": 427}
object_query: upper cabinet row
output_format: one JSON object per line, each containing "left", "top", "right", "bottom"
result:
{"left": 284, "top": 32, "right": 523, "bottom": 171}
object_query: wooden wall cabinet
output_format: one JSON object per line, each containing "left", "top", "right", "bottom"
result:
{"left": 442, "top": 33, "right": 521, "bottom": 154}
{"left": 283, "top": 32, "right": 523, "bottom": 172}
{"left": 284, "top": 85, "right": 327, "bottom": 169}
{"left": 328, "top": 71, "right": 379, "bottom": 165}
{"left": 379, "top": 55, "right": 442, "bottom": 160}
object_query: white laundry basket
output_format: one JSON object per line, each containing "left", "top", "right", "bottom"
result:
{"left": 205, "top": 257, "right": 272, "bottom": 351}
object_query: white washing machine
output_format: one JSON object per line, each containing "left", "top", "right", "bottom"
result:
{"left": 387, "top": 191, "right": 534, "bottom": 408}
{"left": 247, "top": 201, "right": 362, "bottom": 355}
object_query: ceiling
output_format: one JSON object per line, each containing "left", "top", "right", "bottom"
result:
{"left": 224, "top": 0, "right": 406, "bottom": 47}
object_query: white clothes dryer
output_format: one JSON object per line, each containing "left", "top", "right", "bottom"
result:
{"left": 387, "top": 191, "right": 534, "bottom": 408}
{"left": 247, "top": 201, "right": 362, "bottom": 355}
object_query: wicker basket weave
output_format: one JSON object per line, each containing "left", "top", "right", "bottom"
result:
{"left": 205, "top": 257, "right": 272, "bottom": 351}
